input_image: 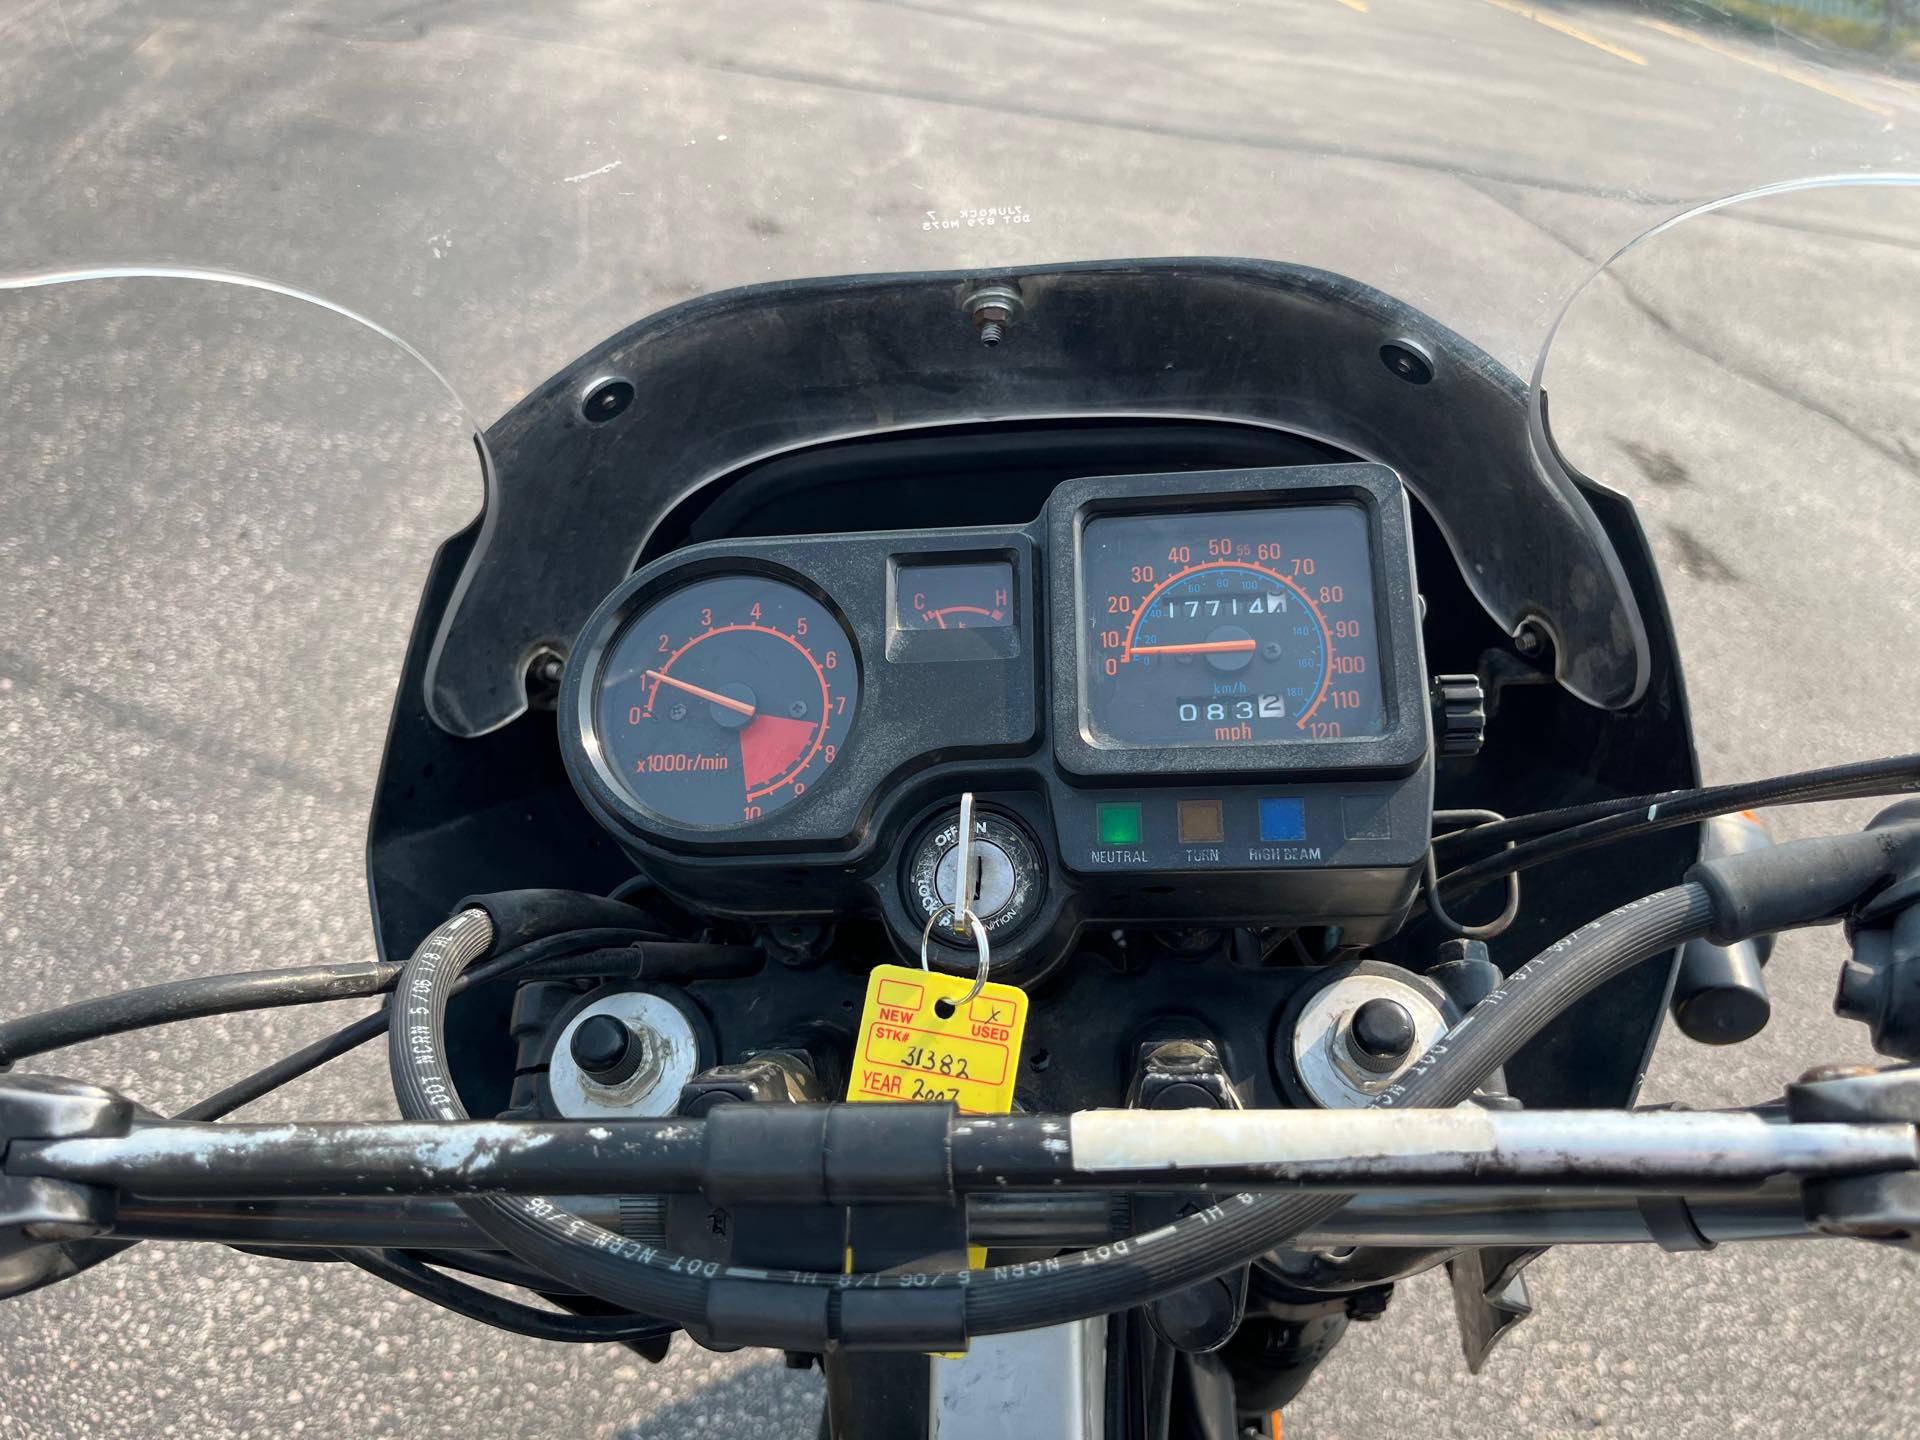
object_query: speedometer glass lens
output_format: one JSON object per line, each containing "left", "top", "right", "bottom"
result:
{"left": 1081, "top": 505, "right": 1386, "bottom": 747}
{"left": 594, "top": 575, "right": 858, "bottom": 827}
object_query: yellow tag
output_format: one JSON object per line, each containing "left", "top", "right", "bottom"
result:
{"left": 846, "top": 963, "right": 1029, "bottom": 1114}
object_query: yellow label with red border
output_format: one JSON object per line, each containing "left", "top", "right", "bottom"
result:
{"left": 846, "top": 963, "right": 1028, "bottom": 1114}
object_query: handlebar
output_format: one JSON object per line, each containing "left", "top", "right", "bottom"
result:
{"left": 9, "top": 1098, "right": 1915, "bottom": 1199}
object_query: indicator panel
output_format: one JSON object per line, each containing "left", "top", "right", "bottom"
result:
{"left": 1056, "top": 780, "right": 1427, "bottom": 878}
{"left": 1080, "top": 505, "right": 1387, "bottom": 748}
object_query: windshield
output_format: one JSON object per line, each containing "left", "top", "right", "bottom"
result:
{"left": 4, "top": 3, "right": 1919, "bottom": 1435}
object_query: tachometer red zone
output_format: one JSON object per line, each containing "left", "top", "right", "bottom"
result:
{"left": 1119, "top": 560, "right": 1336, "bottom": 728}
{"left": 643, "top": 623, "right": 834, "bottom": 801}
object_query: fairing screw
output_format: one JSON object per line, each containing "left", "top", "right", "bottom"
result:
{"left": 963, "top": 284, "right": 1025, "bottom": 347}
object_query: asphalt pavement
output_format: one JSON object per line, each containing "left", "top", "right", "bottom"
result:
{"left": 2, "top": 0, "right": 1918, "bottom": 1435}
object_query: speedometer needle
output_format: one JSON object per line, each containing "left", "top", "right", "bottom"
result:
{"left": 644, "top": 668, "right": 757, "bottom": 717}
{"left": 1128, "top": 639, "right": 1258, "bottom": 656}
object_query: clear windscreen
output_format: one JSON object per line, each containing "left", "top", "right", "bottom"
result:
{"left": 1533, "top": 177, "right": 1920, "bottom": 777}
{"left": 0, "top": 271, "right": 479, "bottom": 1107}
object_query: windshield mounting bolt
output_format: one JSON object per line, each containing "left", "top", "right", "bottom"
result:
{"left": 963, "top": 284, "right": 1025, "bottom": 348}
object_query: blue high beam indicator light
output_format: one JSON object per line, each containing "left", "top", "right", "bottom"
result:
{"left": 1258, "top": 797, "right": 1307, "bottom": 842}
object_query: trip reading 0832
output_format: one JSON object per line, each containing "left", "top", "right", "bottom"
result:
{"left": 1080, "top": 505, "right": 1386, "bottom": 747}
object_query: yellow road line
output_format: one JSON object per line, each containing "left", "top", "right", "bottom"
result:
{"left": 1334, "top": 0, "right": 1370, "bottom": 12}
{"left": 1482, "top": 0, "right": 1647, "bottom": 66}
{"left": 1636, "top": 17, "right": 1893, "bottom": 117}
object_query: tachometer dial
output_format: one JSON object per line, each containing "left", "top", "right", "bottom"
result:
{"left": 593, "top": 575, "right": 857, "bottom": 827}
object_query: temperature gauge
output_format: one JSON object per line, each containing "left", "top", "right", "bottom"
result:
{"left": 896, "top": 560, "right": 1014, "bottom": 632}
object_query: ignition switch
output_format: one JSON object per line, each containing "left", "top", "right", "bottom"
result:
{"left": 904, "top": 803, "right": 1045, "bottom": 948}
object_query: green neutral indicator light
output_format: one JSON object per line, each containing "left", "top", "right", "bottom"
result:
{"left": 1097, "top": 802, "right": 1144, "bottom": 846}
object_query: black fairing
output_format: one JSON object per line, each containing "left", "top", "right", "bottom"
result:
{"left": 367, "top": 263, "right": 1696, "bottom": 1120}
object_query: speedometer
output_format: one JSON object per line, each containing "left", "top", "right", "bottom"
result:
{"left": 590, "top": 574, "right": 858, "bottom": 828}
{"left": 1081, "top": 505, "right": 1386, "bottom": 748}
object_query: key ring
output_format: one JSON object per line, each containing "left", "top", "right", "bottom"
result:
{"left": 920, "top": 902, "right": 992, "bottom": 1008}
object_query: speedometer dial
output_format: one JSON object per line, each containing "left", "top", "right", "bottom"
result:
{"left": 1081, "top": 505, "right": 1386, "bottom": 747}
{"left": 593, "top": 575, "right": 857, "bottom": 827}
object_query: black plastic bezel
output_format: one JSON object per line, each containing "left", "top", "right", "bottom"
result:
{"left": 1047, "top": 465, "right": 1428, "bottom": 780}
{"left": 559, "top": 528, "right": 1044, "bottom": 854}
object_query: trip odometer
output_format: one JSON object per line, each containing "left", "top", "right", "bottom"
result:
{"left": 1082, "top": 505, "right": 1387, "bottom": 748}
{"left": 591, "top": 575, "right": 858, "bottom": 828}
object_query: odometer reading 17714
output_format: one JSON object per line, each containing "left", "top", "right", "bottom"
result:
{"left": 593, "top": 575, "right": 859, "bottom": 827}
{"left": 1080, "top": 505, "right": 1386, "bottom": 748}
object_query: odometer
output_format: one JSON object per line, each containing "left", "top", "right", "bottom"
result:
{"left": 592, "top": 575, "right": 858, "bottom": 827}
{"left": 1081, "top": 505, "right": 1386, "bottom": 747}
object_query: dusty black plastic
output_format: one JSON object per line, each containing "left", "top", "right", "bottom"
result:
{"left": 838, "top": 1287, "right": 968, "bottom": 1351}
{"left": 453, "top": 890, "right": 664, "bottom": 953}
{"left": 1688, "top": 816, "right": 1920, "bottom": 945}
{"left": 1787, "top": 1065, "right": 1920, "bottom": 1125}
{"left": 823, "top": 1105, "right": 954, "bottom": 1205}
{"left": 1635, "top": 1196, "right": 1714, "bottom": 1253}
{"left": 1836, "top": 898, "right": 1920, "bottom": 1059}
{"left": 698, "top": 1099, "right": 835, "bottom": 1205}
{"left": 823, "top": 1353, "right": 934, "bottom": 1440}
{"left": 703, "top": 1280, "right": 831, "bottom": 1351}
{"left": 426, "top": 260, "right": 1650, "bottom": 739}
{"left": 560, "top": 528, "right": 1042, "bottom": 853}
{"left": 1673, "top": 938, "right": 1772, "bottom": 1045}
{"left": 1669, "top": 814, "right": 1776, "bottom": 1045}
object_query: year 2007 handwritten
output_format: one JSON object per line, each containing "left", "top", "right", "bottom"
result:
{"left": 846, "top": 964, "right": 1029, "bottom": 1115}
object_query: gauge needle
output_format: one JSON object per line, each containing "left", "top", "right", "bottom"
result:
{"left": 1129, "top": 638, "right": 1258, "bottom": 656}
{"left": 644, "top": 668, "right": 757, "bottom": 717}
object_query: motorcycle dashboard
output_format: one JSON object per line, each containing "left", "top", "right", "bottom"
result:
{"left": 558, "top": 464, "right": 1433, "bottom": 971}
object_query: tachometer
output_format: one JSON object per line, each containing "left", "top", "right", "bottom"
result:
{"left": 1081, "top": 505, "right": 1386, "bottom": 747}
{"left": 591, "top": 575, "right": 857, "bottom": 827}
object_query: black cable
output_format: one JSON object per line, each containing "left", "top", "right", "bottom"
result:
{"left": 1390, "top": 886, "right": 1716, "bottom": 1105}
{"left": 1433, "top": 753, "right": 1920, "bottom": 863}
{"left": 337, "top": 1247, "right": 676, "bottom": 1344}
{"left": 175, "top": 927, "right": 680, "bottom": 1121}
{"left": 0, "top": 961, "right": 402, "bottom": 1068}
{"left": 386, "top": 894, "right": 1717, "bottom": 1339}
{"left": 178, "top": 1010, "right": 390, "bottom": 1121}
{"left": 1433, "top": 764, "right": 1916, "bottom": 898}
